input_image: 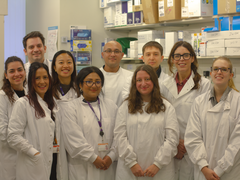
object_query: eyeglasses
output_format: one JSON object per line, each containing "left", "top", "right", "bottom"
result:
{"left": 103, "top": 49, "right": 122, "bottom": 54}
{"left": 84, "top": 81, "right": 102, "bottom": 87}
{"left": 211, "top": 67, "right": 231, "bottom": 73}
{"left": 172, "top": 53, "right": 192, "bottom": 60}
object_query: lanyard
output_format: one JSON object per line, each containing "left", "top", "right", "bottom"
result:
{"left": 59, "top": 85, "right": 65, "bottom": 96}
{"left": 86, "top": 97, "right": 104, "bottom": 137}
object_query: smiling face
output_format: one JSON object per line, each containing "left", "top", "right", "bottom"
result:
{"left": 142, "top": 46, "right": 163, "bottom": 71}
{"left": 172, "top": 46, "right": 194, "bottom": 75}
{"left": 79, "top": 72, "right": 102, "bottom": 102}
{"left": 210, "top": 59, "right": 233, "bottom": 89}
{"left": 24, "top": 37, "right": 46, "bottom": 64}
{"left": 136, "top": 70, "right": 154, "bottom": 102}
{"left": 54, "top": 53, "right": 74, "bottom": 81}
{"left": 34, "top": 67, "right": 49, "bottom": 99}
{"left": 5, "top": 61, "right": 26, "bottom": 90}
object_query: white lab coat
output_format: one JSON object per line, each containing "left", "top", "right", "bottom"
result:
{"left": 114, "top": 99, "right": 179, "bottom": 180}
{"left": 100, "top": 66, "right": 133, "bottom": 107}
{"left": 61, "top": 95, "right": 118, "bottom": 180}
{"left": 0, "top": 89, "right": 25, "bottom": 180}
{"left": 159, "top": 72, "right": 211, "bottom": 180}
{"left": 122, "top": 71, "right": 169, "bottom": 101}
{"left": 24, "top": 59, "right": 52, "bottom": 79}
{"left": 185, "top": 89, "right": 240, "bottom": 180}
{"left": 57, "top": 87, "right": 77, "bottom": 102}
{"left": 7, "top": 94, "right": 60, "bottom": 180}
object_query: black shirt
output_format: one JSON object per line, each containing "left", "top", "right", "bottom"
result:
{"left": 14, "top": 89, "right": 25, "bottom": 98}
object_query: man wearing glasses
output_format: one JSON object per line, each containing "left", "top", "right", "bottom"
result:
{"left": 100, "top": 41, "right": 133, "bottom": 107}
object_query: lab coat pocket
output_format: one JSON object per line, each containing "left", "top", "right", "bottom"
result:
{"left": 102, "top": 118, "right": 113, "bottom": 140}
{"left": 229, "top": 115, "right": 237, "bottom": 135}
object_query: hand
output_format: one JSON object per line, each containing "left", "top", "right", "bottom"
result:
{"left": 175, "top": 139, "right": 186, "bottom": 159}
{"left": 130, "top": 163, "right": 144, "bottom": 177}
{"left": 143, "top": 164, "right": 160, "bottom": 177}
{"left": 34, "top": 152, "right": 40, "bottom": 156}
{"left": 201, "top": 166, "right": 220, "bottom": 180}
{"left": 102, "top": 156, "right": 112, "bottom": 170}
{"left": 93, "top": 156, "right": 106, "bottom": 170}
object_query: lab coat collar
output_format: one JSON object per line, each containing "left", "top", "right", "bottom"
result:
{"left": 163, "top": 71, "right": 195, "bottom": 99}
{"left": 36, "top": 93, "right": 59, "bottom": 114}
{"left": 207, "top": 90, "right": 231, "bottom": 112}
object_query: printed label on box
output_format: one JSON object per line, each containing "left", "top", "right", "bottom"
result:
{"left": 167, "top": 0, "right": 173, "bottom": 7}
{"left": 159, "top": 1, "right": 165, "bottom": 17}
{"left": 182, "top": 7, "right": 188, "bottom": 17}
{"left": 185, "top": 0, "right": 188, "bottom": 6}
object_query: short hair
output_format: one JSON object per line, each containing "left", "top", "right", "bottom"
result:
{"left": 142, "top": 41, "right": 163, "bottom": 56}
{"left": 23, "top": 31, "right": 45, "bottom": 49}
{"left": 75, "top": 66, "right": 104, "bottom": 96}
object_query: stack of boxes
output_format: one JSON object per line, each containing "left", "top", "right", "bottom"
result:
{"left": 70, "top": 29, "right": 92, "bottom": 64}
{"left": 129, "top": 40, "right": 138, "bottom": 58}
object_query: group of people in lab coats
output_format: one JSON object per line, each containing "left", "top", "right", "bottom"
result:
{"left": 0, "top": 30, "right": 240, "bottom": 180}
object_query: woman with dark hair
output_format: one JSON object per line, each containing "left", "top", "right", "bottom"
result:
{"left": 0, "top": 56, "right": 26, "bottom": 180}
{"left": 185, "top": 57, "right": 240, "bottom": 180}
{"left": 7, "top": 62, "right": 60, "bottom": 180}
{"left": 159, "top": 41, "right": 211, "bottom": 180}
{"left": 114, "top": 64, "right": 179, "bottom": 180}
{"left": 61, "top": 66, "right": 118, "bottom": 180}
{"left": 52, "top": 50, "right": 77, "bottom": 101}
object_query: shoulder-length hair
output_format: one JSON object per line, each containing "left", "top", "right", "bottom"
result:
{"left": 75, "top": 66, "right": 104, "bottom": 97}
{"left": 127, "top": 65, "right": 165, "bottom": 114}
{"left": 51, "top": 50, "right": 77, "bottom": 99}
{"left": 27, "top": 62, "right": 56, "bottom": 120}
{"left": 212, "top": 56, "right": 239, "bottom": 92}
{"left": 2, "top": 56, "right": 26, "bottom": 104}
{"left": 168, "top": 41, "right": 201, "bottom": 90}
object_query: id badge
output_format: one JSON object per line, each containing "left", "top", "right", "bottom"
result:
{"left": 98, "top": 143, "right": 109, "bottom": 152}
{"left": 53, "top": 145, "right": 60, "bottom": 153}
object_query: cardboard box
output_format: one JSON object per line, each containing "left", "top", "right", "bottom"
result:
{"left": 133, "top": 4, "right": 143, "bottom": 11}
{"left": 188, "top": 0, "right": 213, "bottom": 17}
{"left": 104, "top": 6, "right": 116, "bottom": 27}
{"left": 142, "top": 0, "right": 159, "bottom": 24}
{"left": 165, "top": 32, "right": 178, "bottom": 56}
{"left": 225, "top": 39, "right": 240, "bottom": 47}
{"left": 158, "top": 0, "right": 181, "bottom": 22}
{"left": 207, "top": 39, "right": 225, "bottom": 48}
{"left": 207, "top": 48, "right": 225, "bottom": 56}
{"left": 181, "top": 0, "right": 189, "bottom": 19}
{"left": 226, "top": 47, "right": 240, "bottom": 55}
{"left": 218, "top": 0, "right": 236, "bottom": 14}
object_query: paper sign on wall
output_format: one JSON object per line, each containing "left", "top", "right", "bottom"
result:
{"left": 47, "top": 26, "right": 58, "bottom": 61}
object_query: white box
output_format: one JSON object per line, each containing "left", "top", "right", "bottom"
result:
{"left": 225, "top": 39, "right": 240, "bottom": 47}
{"left": 191, "top": 33, "right": 198, "bottom": 55}
{"left": 137, "top": 30, "right": 165, "bottom": 57}
{"left": 130, "top": 49, "right": 138, "bottom": 58}
{"left": 165, "top": 32, "right": 178, "bottom": 56}
{"left": 115, "top": 2, "right": 122, "bottom": 14}
{"left": 134, "top": 0, "right": 141, "bottom": 5}
{"left": 128, "top": 0, "right": 133, "bottom": 13}
{"left": 100, "top": 0, "right": 108, "bottom": 8}
{"left": 155, "top": 38, "right": 165, "bottom": 56}
{"left": 207, "top": 39, "right": 225, "bottom": 48}
{"left": 104, "top": 6, "right": 116, "bottom": 27}
{"left": 178, "top": 31, "right": 192, "bottom": 44}
{"left": 207, "top": 48, "right": 225, "bottom": 56}
{"left": 226, "top": 48, "right": 240, "bottom": 56}
{"left": 121, "top": 13, "right": 127, "bottom": 26}
{"left": 200, "top": 42, "right": 207, "bottom": 57}
{"left": 115, "top": 14, "right": 121, "bottom": 27}
{"left": 224, "top": 30, "right": 240, "bottom": 39}
{"left": 188, "top": 0, "right": 213, "bottom": 17}
{"left": 130, "top": 40, "right": 138, "bottom": 49}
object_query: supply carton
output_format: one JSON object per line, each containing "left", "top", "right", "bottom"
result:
{"left": 207, "top": 48, "right": 225, "bottom": 56}
{"left": 158, "top": 0, "right": 181, "bottom": 22}
{"left": 142, "top": 0, "right": 159, "bottom": 24}
{"left": 100, "top": 0, "right": 108, "bottom": 8}
{"left": 200, "top": 42, "right": 207, "bottom": 56}
{"left": 134, "top": 11, "right": 143, "bottom": 24}
{"left": 188, "top": 0, "right": 213, "bottom": 17}
{"left": 207, "top": 39, "right": 225, "bottom": 48}
{"left": 155, "top": 38, "right": 166, "bottom": 56}
{"left": 165, "top": 32, "right": 178, "bottom": 56}
{"left": 225, "top": 39, "right": 240, "bottom": 47}
{"left": 218, "top": 0, "right": 236, "bottom": 14}
{"left": 127, "top": 13, "right": 134, "bottom": 25}
{"left": 104, "top": 6, "right": 116, "bottom": 27}
{"left": 226, "top": 47, "right": 240, "bottom": 55}
{"left": 181, "top": 0, "right": 189, "bottom": 19}
{"left": 128, "top": 0, "right": 133, "bottom": 12}
{"left": 71, "top": 40, "right": 92, "bottom": 51}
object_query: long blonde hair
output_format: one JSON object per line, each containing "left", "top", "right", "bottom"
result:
{"left": 212, "top": 56, "right": 239, "bottom": 92}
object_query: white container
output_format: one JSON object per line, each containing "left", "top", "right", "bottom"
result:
{"left": 130, "top": 40, "right": 138, "bottom": 50}
{"left": 130, "top": 49, "right": 138, "bottom": 58}
{"left": 207, "top": 48, "right": 225, "bottom": 56}
{"left": 121, "top": 13, "right": 127, "bottom": 26}
{"left": 188, "top": 0, "right": 213, "bottom": 17}
{"left": 155, "top": 38, "right": 165, "bottom": 56}
{"left": 165, "top": 32, "right": 178, "bottom": 56}
{"left": 100, "top": 0, "right": 108, "bottom": 8}
{"left": 115, "top": 2, "right": 122, "bottom": 14}
{"left": 200, "top": 42, "right": 207, "bottom": 57}
{"left": 104, "top": 6, "right": 116, "bottom": 27}
{"left": 225, "top": 39, "right": 240, "bottom": 47}
{"left": 128, "top": 0, "right": 133, "bottom": 13}
{"left": 207, "top": 39, "right": 225, "bottom": 48}
{"left": 226, "top": 48, "right": 240, "bottom": 56}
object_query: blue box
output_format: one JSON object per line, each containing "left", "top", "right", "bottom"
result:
{"left": 237, "top": 0, "right": 240, "bottom": 12}
{"left": 76, "top": 52, "right": 92, "bottom": 65}
{"left": 233, "top": 16, "right": 240, "bottom": 30}
{"left": 213, "top": 0, "right": 218, "bottom": 15}
{"left": 70, "top": 29, "right": 91, "bottom": 40}
{"left": 127, "top": 13, "right": 134, "bottom": 25}
{"left": 122, "top": 2, "right": 128, "bottom": 13}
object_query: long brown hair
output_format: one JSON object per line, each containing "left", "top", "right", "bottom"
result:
{"left": 127, "top": 65, "right": 165, "bottom": 114}
{"left": 27, "top": 62, "right": 56, "bottom": 120}
{"left": 168, "top": 41, "right": 201, "bottom": 90}
{"left": 1, "top": 56, "right": 26, "bottom": 104}
{"left": 212, "top": 56, "right": 239, "bottom": 92}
